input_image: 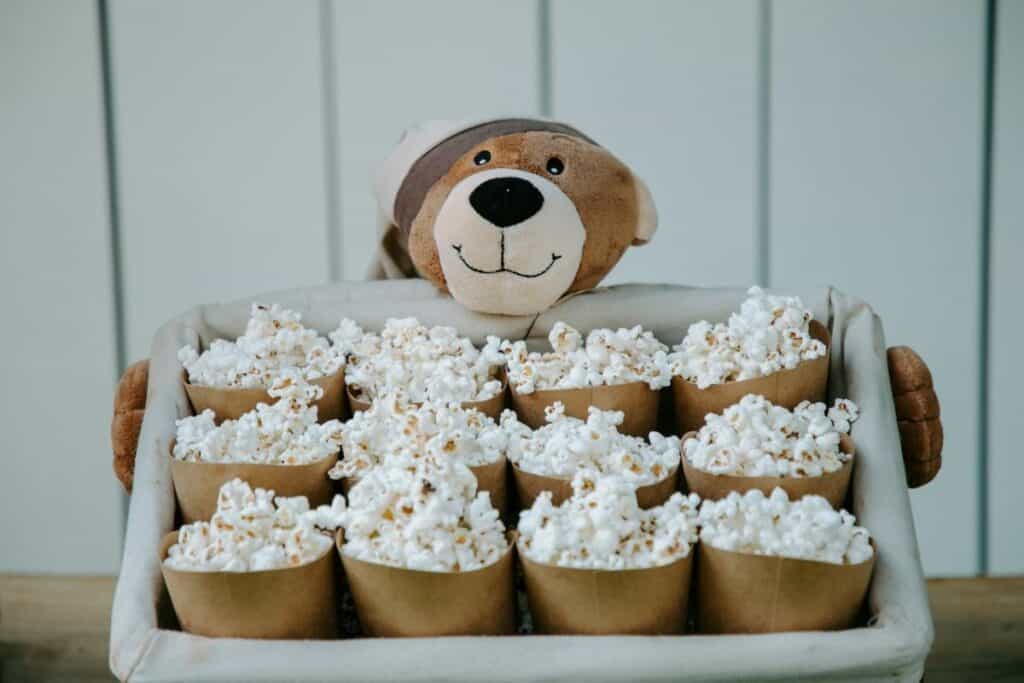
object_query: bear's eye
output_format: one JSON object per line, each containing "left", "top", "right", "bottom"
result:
{"left": 474, "top": 150, "right": 491, "bottom": 166}
{"left": 546, "top": 157, "right": 565, "bottom": 175}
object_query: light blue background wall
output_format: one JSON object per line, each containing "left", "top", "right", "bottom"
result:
{"left": 1, "top": 0, "right": 1020, "bottom": 577}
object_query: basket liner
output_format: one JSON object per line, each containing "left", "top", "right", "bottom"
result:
{"left": 110, "top": 280, "right": 932, "bottom": 682}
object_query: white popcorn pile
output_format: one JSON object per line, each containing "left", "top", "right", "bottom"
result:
{"left": 344, "top": 317, "right": 505, "bottom": 404}
{"left": 669, "top": 286, "right": 827, "bottom": 389}
{"left": 699, "top": 488, "right": 874, "bottom": 565}
{"left": 338, "top": 458, "right": 508, "bottom": 572}
{"left": 327, "top": 393, "right": 507, "bottom": 481}
{"left": 173, "top": 371, "right": 343, "bottom": 465}
{"left": 179, "top": 303, "right": 347, "bottom": 389}
{"left": 503, "top": 403, "right": 679, "bottom": 487}
{"left": 164, "top": 478, "right": 346, "bottom": 572}
{"left": 683, "top": 395, "right": 859, "bottom": 477}
{"left": 518, "top": 470, "right": 700, "bottom": 569}
{"left": 502, "top": 322, "right": 672, "bottom": 394}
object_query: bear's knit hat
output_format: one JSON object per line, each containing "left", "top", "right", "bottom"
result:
{"left": 374, "top": 117, "right": 594, "bottom": 233}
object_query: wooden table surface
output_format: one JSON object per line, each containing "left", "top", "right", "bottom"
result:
{"left": 1, "top": 575, "right": 1021, "bottom": 682}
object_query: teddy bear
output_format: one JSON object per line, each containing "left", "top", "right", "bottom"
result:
{"left": 111, "top": 117, "right": 942, "bottom": 490}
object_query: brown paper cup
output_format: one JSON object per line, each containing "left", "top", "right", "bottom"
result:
{"left": 346, "top": 377, "right": 507, "bottom": 421}
{"left": 337, "top": 530, "right": 516, "bottom": 637}
{"left": 340, "top": 456, "right": 508, "bottom": 517}
{"left": 468, "top": 456, "right": 508, "bottom": 516}
{"left": 695, "top": 542, "right": 875, "bottom": 634}
{"left": 170, "top": 445, "right": 338, "bottom": 524}
{"left": 680, "top": 433, "right": 854, "bottom": 509}
{"left": 184, "top": 369, "right": 347, "bottom": 423}
{"left": 159, "top": 531, "right": 338, "bottom": 639}
{"left": 519, "top": 544, "right": 693, "bottom": 634}
{"left": 671, "top": 320, "right": 831, "bottom": 435}
{"left": 512, "top": 462, "right": 678, "bottom": 510}
{"left": 509, "top": 380, "right": 660, "bottom": 437}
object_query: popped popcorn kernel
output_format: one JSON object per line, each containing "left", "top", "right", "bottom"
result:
{"left": 343, "top": 318, "right": 504, "bottom": 404}
{"left": 683, "top": 395, "right": 858, "bottom": 477}
{"left": 173, "top": 371, "right": 343, "bottom": 465}
{"left": 338, "top": 458, "right": 508, "bottom": 572}
{"left": 503, "top": 403, "right": 679, "bottom": 487}
{"left": 668, "top": 287, "right": 826, "bottom": 389}
{"left": 326, "top": 393, "right": 507, "bottom": 481}
{"left": 164, "top": 478, "right": 345, "bottom": 572}
{"left": 178, "top": 303, "right": 353, "bottom": 389}
{"left": 502, "top": 322, "right": 671, "bottom": 394}
{"left": 518, "top": 470, "right": 700, "bottom": 569}
{"left": 699, "top": 488, "right": 873, "bottom": 565}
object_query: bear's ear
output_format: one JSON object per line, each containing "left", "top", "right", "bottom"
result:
{"left": 632, "top": 175, "right": 658, "bottom": 246}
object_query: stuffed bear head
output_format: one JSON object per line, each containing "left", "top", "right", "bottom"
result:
{"left": 375, "top": 118, "right": 657, "bottom": 316}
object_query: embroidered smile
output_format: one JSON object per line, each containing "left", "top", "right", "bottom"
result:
{"left": 452, "top": 240, "right": 561, "bottom": 279}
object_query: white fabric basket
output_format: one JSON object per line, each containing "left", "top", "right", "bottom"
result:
{"left": 109, "top": 280, "right": 933, "bottom": 682}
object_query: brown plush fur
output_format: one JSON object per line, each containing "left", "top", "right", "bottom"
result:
{"left": 888, "top": 345, "right": 934, "bottom": 393}
{"left": 407, "top": 131, "right": 639, "bottom": 294}
{"left": 897, "top": 420, "right": 944, "bottom": 462}
{"left": 905, "top": 454, "right": 942, "bottom": 488}
{"left": 893, "top": 387, "right": 940, "bottom": 421}
{"left": 112, "top": 359, "right": 148, "bottom": 492}
{"left": 887, "top": 346, "right": 943, "bottom": 487}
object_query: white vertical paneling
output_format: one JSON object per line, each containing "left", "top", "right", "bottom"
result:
{"left": 111, "top": 0, "right": 330, "bottom": 362}
{"left": 0, "top": 1, "right": 122, "bottom": 572}
{"left": 770, "top": 0, "right": 985, "bottom": 575}
{"left": 331, "top": 0, "right": 541, "bottom": 279}
{"left": 551, "top": 0, "right": 760, "bottom": 287}
{"left": 989, "top": 0, "right": 1024, "bottom": 575}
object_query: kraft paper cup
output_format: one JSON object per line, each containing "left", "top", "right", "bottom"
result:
{"left": 170, "top": 443, "right": 338, "bottom": 524}
{"left": 512, "top": 462, "right": 678, "bottom": 510}
{"left": 519, "top": 542, "right": 693, "bottom": 634}
{"left": 509, "top": 380, "right": 660, "bottom": 437}
{"left": 346, "top": 376, "right": 507, "bottom": 421}
{"left": 337, "top": 530, "right": 516, "bottom": 637}
{"left": 468, "top": 456, "right": 508, "bottom": 516}
{"left": 184, "top": 368, "right": 347, "bottom": 423}
{"left": 695, "top": 542, "right": 875, "bottom": 634}
{"left": 340, "top": 455, "right": 509, "bottom": 517}
{"left": 159, "top": 531, "right": 338, "bottom": 639}
{"left": 680, "top": 433, "right": 855, "bottom": 509}
{"left": 671, "top": 320, "right": 831, "bottom": 435}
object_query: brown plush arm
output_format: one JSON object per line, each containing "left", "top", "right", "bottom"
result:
{"left": 887, "top": 346, "right": 942, "bottom": 487}
{"left": 112, "top": 360, "right": 149, "bottom": 492}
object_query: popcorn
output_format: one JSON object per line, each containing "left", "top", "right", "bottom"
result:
{"left": 503, "top": 403, "right": 679, "bottom": 486}
{"left": 502, "top": 322, "right": 671, "bottom": 394}
{"left": 343, "top": 317, "right": 504, "bottom": 404}
{"left": 327, "top": 393, "right": 508, "bottom": 481}
{"left": 668, "top": 286, "right": 827, "bottom": 389}
{"left": 699, "top": 488, "right": 874, "bottom": 565}
{"left": 683, "top": 395, "right": 859, "bottom": 477}
{"left": 518, "top": 469, "right": 700, "bottom": 569}
{"left": 178, "top": 303, "right": 349, "bottom": 389}
{"left": 172, "top": 371, "right": 343, "bottom": 465}
{"left": 164, "top": 478, "right": 345, "bottom": 572}
{"left": 338, "top": 458, "right": 508, "bottom": 572}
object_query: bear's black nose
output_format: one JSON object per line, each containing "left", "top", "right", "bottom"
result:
{"left": 469, "top": 177, "right": 544, "bottom": 228}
